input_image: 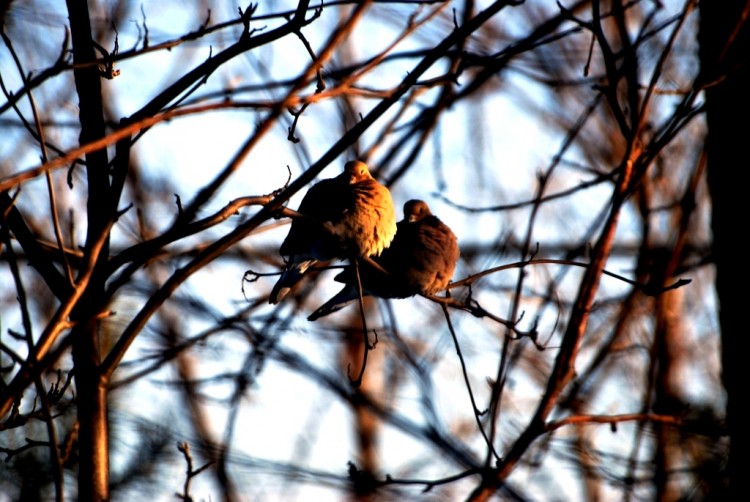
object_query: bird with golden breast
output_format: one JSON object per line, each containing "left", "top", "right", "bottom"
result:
{"left": 269, "top": 160, "right": 397, "bottom": 304}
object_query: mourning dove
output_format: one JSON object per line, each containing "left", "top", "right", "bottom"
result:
{"left": 269, "top": 160, "right": 397, "bottom": 304}
{"left": 307, "top": 199, "right": 459, "bottom": 320}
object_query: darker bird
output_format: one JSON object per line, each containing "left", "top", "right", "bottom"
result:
{"left": 308, "top": 199, "right": 460, "bottom": 320}
{"left": 269, "top": 160, "right": 397, "bottom": 304}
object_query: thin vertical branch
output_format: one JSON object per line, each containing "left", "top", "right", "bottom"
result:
{"left": 441, "top": 303, "right": 499, "bottom": 461}
{"left": 1, "top": 228, "right": 65, "bottom": 502}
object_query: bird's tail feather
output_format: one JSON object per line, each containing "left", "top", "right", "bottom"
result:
{"left": 269, "top": 264, "right": 308, "bottom": 304}
{"left": 307, "top": 285, "right": 360, "bottom": 321}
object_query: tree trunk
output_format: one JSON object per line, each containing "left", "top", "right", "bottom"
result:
{"left": 699, "top": 1, "right": 750, "bottom": 497}
{"left": 66, "top": 0, "right": 114, "bottom": 499}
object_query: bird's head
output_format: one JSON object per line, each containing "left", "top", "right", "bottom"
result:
{"left": 343, "top": 160, "right": 372, "bottom": 184}
{"left": 404, "top": 199, "right": 432, "bottom": 223}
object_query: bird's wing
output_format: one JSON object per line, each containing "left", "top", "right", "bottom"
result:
{"left": 402, "top": 215, "right": 459, "bottom": 295}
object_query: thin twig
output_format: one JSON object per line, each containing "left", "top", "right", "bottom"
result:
{"left": 176, "top": 442, "right": 213, "bottom": 501}
{"left": 440, "top": 303, "right": 500, "bottom": 461}
{"left": 448, "top": 257, "right": 691, "bottom": 297}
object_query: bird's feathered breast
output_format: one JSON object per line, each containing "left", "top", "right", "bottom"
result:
{"left": 378, "top": 214, "right": 459, "bottom": 295}
{"left": 335, "top": 177, "right": 396, "bottom": 257}
{"left": 279, "top": 174, "right": 396, "bottom": 260}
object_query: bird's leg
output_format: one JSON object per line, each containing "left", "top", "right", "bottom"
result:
{"left": 362, "top": 255, "right": 390, "bottom": 277}
{"left": 349, "top": 257, "right": 370, "bottom": 388}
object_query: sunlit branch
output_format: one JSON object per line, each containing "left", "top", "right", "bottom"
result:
{"left": 545, "top": 412, "right": 683, "bottom": 433}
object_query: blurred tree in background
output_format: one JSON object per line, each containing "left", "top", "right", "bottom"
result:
{"left": 0, "top": 0, "right": 744, "bottom": 500}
